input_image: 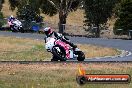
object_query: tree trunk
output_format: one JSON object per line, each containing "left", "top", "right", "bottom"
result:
{"left": 129, "top": 30, "right": 132, "bottom": 40}
{"left": 0, "top": 0, "right": 2, "bottom": 11}
{"left": 95, "top": 24, "right": 100, "bottom": 38}
{"left": 58, "top": 11, "right": 66, "bottom": 34}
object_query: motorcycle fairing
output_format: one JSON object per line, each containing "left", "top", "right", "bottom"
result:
{"left": 55, "top": 40, "right": 71, "bottom": 59}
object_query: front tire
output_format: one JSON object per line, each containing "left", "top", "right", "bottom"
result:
{"left": 76, "top": 51, "right": 85, "bottom": 61}
{"left": 52, "top": 45, "right": 66, "bottom": 61}
{"left": 51, "top": 56, "right": 58, "bottom": 61}
{"left": 10, "top": 26, "right": 16, "bottom": 32}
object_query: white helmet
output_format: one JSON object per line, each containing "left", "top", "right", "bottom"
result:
{"left": 10, "top": 15, "right": 14, "bottom": 19}
{"left": 43, "top": 27, "right": 53, "bottom": 36}
{"left": 44, "top": 27, "right": 51, "bottom": 31}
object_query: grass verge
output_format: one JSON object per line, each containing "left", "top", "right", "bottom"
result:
{"left": 0, "top": 36, "right": 120, "bottom": 61}
{"left": 0, "top": 63, "right": 132, "bottom": 88}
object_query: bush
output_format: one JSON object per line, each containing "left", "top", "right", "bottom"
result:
{"left": 17, "top": 4, "right": 44, "bottom": 32}
{"left": 0, "top": 12, "right": 4, "bottom": 27}
{"left": 114, "top": 0, "right": 132, "bottom": 35}
{"left": 17, "top": 4, "right": 43, "bottom": 23}
{"left": 21, "top": 20, "right": 44, "bottom": 32}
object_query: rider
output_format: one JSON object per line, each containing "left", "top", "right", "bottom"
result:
{"left": 44, "top": 27, "right": 77, "bottom": 49}
{"left": 8, "top": 15, "right": 16, "bottom": 23}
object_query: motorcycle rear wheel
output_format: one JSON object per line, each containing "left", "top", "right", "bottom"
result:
{"left": 20, "top": 27, "right": 24, "bottom": 33}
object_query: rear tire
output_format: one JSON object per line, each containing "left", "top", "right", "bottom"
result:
{"left": 20, "top": 27, "right": 24, "bottom": 33}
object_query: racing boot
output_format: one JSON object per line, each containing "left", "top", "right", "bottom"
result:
{"left": 61, "top": 38, "right": 77, "bottom": 50}
{"left": 68, "top": 42, "right": 77, "bottom": 50}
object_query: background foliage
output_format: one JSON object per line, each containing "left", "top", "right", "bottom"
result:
{"left": 114, "top": 0, "right": 132, "bottom": 35}
{"left": 84, "top": 0, "right": 119, "bottom": 37}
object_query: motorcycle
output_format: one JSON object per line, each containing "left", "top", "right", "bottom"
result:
{"left": 8, "top": 19, "right": 24, "bottom": 33}
{"left": 45, "top": 37, "right": 85, "bottom": 61}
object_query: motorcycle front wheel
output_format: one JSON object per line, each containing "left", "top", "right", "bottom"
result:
{"left": 76, "top": 51, "right": 85, "bottom": 61}
{"left": 10, "top": 26, "right": 17, "bottom": 32}
{"left": 51, "top": 56, "right": 58, "bottom": 61}
{"left": 52, "top": 45, "right": 66, "bottom": 61}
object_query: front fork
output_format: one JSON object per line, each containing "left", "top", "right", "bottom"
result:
{"left": 74, "top": 48, "right": 81, "bottom": 57}
{"left": 69, "top": 48, "right": 80, "bottom": 59}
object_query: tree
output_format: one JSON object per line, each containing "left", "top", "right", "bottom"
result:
{"left": 8, "top": 0, "right": 43, "bottom": 31}
{"left": 40, "top": 0, "right": 81, "bottom": 33}
{"left": 114, "top": 0, "right": 132, "bottom": 35}
{"left": 17, "top": 4, "right": 42, "bottom": 22}
{"left": 9, "top": 0, "right": 42, "bottom": 22}
{"left": 84, "top": 0, "right": 118, "bottom": 37}
{"left": 0, "top": 0, "right": 4, "bottom": 27}
{"left": 0, "top": 0, "right": 4, "bottom": 17}
{"left": 9, "top": 0, "right": 81, "bottom": 33}
{"left": 0, "top": 0, "right": 4, "bottom": 11}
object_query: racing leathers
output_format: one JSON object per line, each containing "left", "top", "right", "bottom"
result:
{"left": 45, "top": 31, "right": 77, "bottom": 49}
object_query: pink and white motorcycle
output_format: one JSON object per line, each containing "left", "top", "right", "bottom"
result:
{"left": 8, "top": 19, "right": 24, "bottom": 32}
{"left": 45, "top": 37, "right": 85, "bottom": 61}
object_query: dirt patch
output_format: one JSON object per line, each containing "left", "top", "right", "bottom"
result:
{"left": 0, "top": 63, "right": 131, "bottom": 72}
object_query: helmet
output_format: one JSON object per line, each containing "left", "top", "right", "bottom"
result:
{"left": 10, "top": 15, "right": 14, "bottom": 19}
{"left": 43, "top": 27, "right": 53, "bottom": 36}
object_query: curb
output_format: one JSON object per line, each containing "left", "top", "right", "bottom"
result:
{"left": 87, "top": 49, "right": 132, "bottom": 60}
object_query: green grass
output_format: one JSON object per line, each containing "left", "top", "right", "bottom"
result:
{"left": 0, "top": 44, "right": 51, "bottom": 61}
{"left": 0, "top": 63, "right": 132, "bottom": 88}
{"left": 0, "top": 36, "right": 52, "bottom": 61}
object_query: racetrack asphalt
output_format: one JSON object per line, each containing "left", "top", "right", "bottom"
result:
{"left": 0, "top": 31, "right": 132, "bottom": 62}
